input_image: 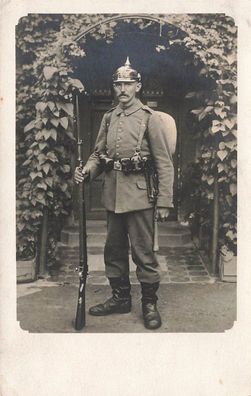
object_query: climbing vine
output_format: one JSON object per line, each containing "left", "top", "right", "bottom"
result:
{"left": 173, "top": 14, "right": 237, "bottom": 255}
{"left": 16, "top": 13, "right": 237, "bottom": 272}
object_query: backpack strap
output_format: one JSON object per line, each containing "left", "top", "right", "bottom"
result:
{"left": 103, "top": 107, "right": 116, "bottom": 152}
{"left": 135, "top": 110, "right": 152, "bottom": 153}
{"left": 105, "top": 111, "right": 112, "bottom": 130}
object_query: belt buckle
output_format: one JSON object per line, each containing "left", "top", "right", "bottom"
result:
{"left": 113, "top": 160, "right": 122, "bottom": 171}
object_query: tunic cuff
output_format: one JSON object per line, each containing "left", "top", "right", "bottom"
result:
{"left": 157, "top": 197, "right": 174, "bottom": 208}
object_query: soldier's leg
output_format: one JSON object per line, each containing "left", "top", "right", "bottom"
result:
{"left": 104, "top": 211, "right": 130, "bottom": 279}
{"left": 127, "top": 208, "right": 161, "bottom": 284}
{"left": 127, "top": 208, "right": 162, "bottom": 329}
{"left": 89, "top": 211, "right": 131, "bottom": 316}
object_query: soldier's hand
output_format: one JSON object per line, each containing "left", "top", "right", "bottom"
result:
{"left": 74, "top": 166, "right": 90, "bottom": 184}
{"left": 156, "top": 207, "right": 170, "bottom": 222}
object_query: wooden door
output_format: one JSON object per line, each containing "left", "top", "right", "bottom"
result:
{"left": 79, "top": 96, "right": 112, "bottom": 219}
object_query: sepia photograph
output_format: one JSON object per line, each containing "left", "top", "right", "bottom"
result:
{"left": 15, "top": 13, "right": 237, "bottom": 333}
{"left": 1, "top": 2, "right": 251, "bottom": 395}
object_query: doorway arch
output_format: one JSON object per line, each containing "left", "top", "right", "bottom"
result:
{"left": 69, "top": 15, "right": 213, "bottom": 220}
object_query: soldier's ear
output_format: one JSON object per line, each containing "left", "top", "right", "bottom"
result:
{"left": 136, "top": 82, "right": 142, "bottom": 92}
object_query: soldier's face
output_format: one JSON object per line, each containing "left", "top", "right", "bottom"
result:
{"left": 113, "top": 81, "right": 142, "bottom": 106}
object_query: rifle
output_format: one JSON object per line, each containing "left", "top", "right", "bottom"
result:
{"left": 74, "top": 94, "right": 88, "bottom": 330}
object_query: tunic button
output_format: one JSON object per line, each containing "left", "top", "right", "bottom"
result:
{"left": 116, "top": 152, "right": 119, "bottom": 156}
{"left": 116, "top": 144, "right": 119, "bottom": 148}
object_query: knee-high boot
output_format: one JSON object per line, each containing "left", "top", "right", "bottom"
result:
{"left": 89, "top": 277, "right": 131, "bottom": 316}
{"left": 141, "top": 282, "right": 162, "bottom": 330}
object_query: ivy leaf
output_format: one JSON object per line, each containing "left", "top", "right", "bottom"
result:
{"left": 219, "top": 142, "right": 225, "bottom": 150}
{"left": 226, "top": 230, "right": 236, "bottom": 240}
{"left": 57, "top": 102, "right": 74, "bottom": 116}
{"left": 191, "top": 107, "right": 204, "bottom": 115}
{"left": 185, "top": 92, "right": 196, "bottom": 99}
{"left": 43, "top": 66, "right": 58, "bottom": 81}
{"left": 225, "top": 141, "right": 236, "bottom": 151}
{"left": 47, "top": 191, "right": 54, "bottom": 198}
{"left": 217, "top": 150, "right": 228, "bottom": 161}
{"left": 42, "top": 117, "right": 48, "bottom": 126}
{"left": 60, "top": 183, "right": 68, "bottom": 192}
{"left": 24, "top": 120, "right": 36, "bottom": 133}
{"left": 43, "top": 163, "right": 50, "bottom": 175}
{"left": 47, "top": 152, "right": 58, "bottom": 162}
{"left": 42, "top": 130, "right": 50, "bottom": 140}
{"left": 60, "top": 117, "right": 68, "bottom": 129}
{"left": 217, "top": 163, "right": 224, "bottom": 173}
{"left": 207, "top": 176, "right": 214, "bottom": 185}
{"left": 68, "top": 78, "right": 84, "bottom": 91}
{"left": 211, "top": 122, "right": 225, "bottom": 133}
{"left": 231, "top": 159, "right": 237, "bottom": 168}
{"left": 47, "top": 101, "right": 55, "bottom": 112}
{"left": 39, "top": 142, "right": 47, "bottom": 151}
{"left": 198, "top": 106, "right": 213, "bottom": 121}
{"left": 50, "top": 129, "right": 57, "bottom": 141}
{"left": 37, "top": 182, "right": 47, "bottom": 190}
{"left": 231, "top": 129, "right": 237, "bottom": 138}
{"left": 23, "top": 158, "right": 31, "bottom": 166}
{"left": 65, "top": 130, "right": 75, "bottom": 140}
{"left": 38, "top": 154, "right": 46, "bottom": 165}
{"left": 17, "top": 223, "right": 25, "bottom": 232}
{"left": 224, "top": 118, "right": 236, "bottom": 130}
{"left": 50, "top": 118, "right": 60, "bottom": 127}
{"left": 45, "top": 177, "right": 53, "bottom": 187}
{"left": 30, "top": 171, "right": 42, "bottom": 180}
{"left": 63, "top": 164, "right": 71, "bottom": 173}
{"left": 230, "top": 95, "right": 237, "bottom": 104}
{"left": 230, "top": 183, "right": 237, "bottom": 196}
{"left": 36, "top": 102, "right": 47, "bottom": 112}
{"left": 214, "top": 108, "right": 227, "bottom": 119}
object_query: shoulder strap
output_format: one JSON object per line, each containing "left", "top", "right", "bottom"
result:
{"left": 105, "top": 106, "right": 116, "bottom": 131}
{"left": 135, "top": 111, "right": 151, "bottom": 152}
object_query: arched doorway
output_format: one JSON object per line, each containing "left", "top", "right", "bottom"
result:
{"left": 71, "top": 17, "right": 213, "bottom": 221}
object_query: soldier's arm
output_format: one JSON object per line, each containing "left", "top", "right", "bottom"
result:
{"left": 147, "top": 112, "right": 174, "bottom": 208}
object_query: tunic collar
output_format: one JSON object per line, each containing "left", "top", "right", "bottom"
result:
{"left": 115, "top": 99, "right": 143, "bottom": 116}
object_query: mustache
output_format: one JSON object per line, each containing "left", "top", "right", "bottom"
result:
{"left": 119, "top": 94, "right": 128, "bottom": 97}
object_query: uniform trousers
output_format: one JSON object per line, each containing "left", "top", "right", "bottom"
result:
{"left": 104, "top": 208, "right": 161, "bottom": 284}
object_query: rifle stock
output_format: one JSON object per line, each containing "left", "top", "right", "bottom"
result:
{"left": 74, "top": 95, "right": 88, "bottom": 330}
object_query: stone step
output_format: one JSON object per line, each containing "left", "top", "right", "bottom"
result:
{"left": 60, "top": 221, "right": 192, "bottom": 248}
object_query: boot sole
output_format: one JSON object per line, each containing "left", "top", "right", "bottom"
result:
{"left": 144, "top": 321, "right": 162, "bottom": 330}
{"left": 89, "top": 307, "right": 131, "bottom": 316}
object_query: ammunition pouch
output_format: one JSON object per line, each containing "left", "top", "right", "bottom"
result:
{"left": 99, "top": 153, "right": 154, "bottom": 176}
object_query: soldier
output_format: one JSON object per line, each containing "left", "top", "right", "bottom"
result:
{"left": 74, "top": 58, "right": 174, "bottom": 330}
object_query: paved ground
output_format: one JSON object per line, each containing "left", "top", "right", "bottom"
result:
{"left": 50, "top": 246, "right": 215, "bottom": 285}
{"left": 17, "top": 244, "right": 236, "bottom": 333}
{"left": 17, "top": 282, "right": 236, "bottom": 333}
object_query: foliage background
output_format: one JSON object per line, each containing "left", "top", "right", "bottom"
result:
{"left": 16, "top": 13, "right": 237, "bottom": 270}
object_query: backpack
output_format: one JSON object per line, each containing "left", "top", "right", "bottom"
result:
{"left": 155, "top": 111, "right": 177, "bottom": 156}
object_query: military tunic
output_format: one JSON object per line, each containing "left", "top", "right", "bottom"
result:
{"left": 85, "top": 99, "right": 174, "bottom": 283}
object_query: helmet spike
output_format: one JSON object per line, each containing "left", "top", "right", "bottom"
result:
{"left": 125, "top": 57, "right": 131, "bottom": 67}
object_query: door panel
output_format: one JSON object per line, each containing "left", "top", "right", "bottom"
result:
{"left": 81, "top": 98, "right": 112, "bottom": 219}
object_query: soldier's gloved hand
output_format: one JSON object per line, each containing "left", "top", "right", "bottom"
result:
{"left": 74, "top": 166, "right": 90, "bottom": 184}
{"left": 156, "top": 207, "right": 170, "bottom": 222}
